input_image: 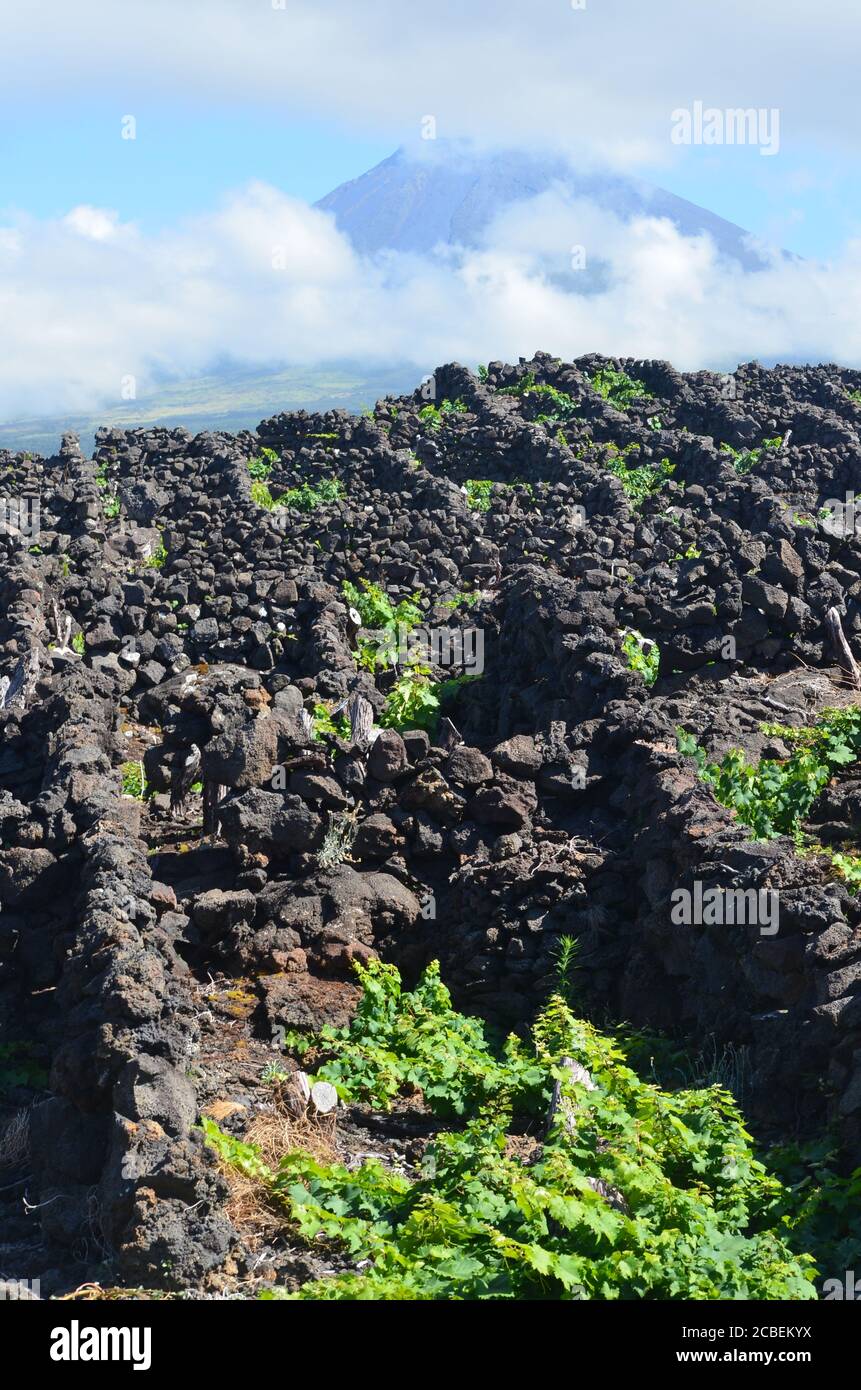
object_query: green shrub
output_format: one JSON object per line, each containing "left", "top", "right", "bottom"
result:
{"left": 205, "top": 961, "right": 817, "bottom": 1301}
{"left": 418, "top": 398, "right": 468, "bottom": 431}
{"left": 827, "top": 849, "right": 861, "bottom": 889}
{"left": 720, "top": 436, "right": 783, "bottom": 476}
{"left": 283, "top": 479, "right": 342, "bottom": 511}
{"left": 250, "top": 480, "right": 280, "bottom": 510}
{"left": 465, "top": 479, "right": 493, "bottom": 511}
{"left": 340, "top": 580, "right": 478, "bottom": 728}
{"left": 342, "top": 579, "right": 423, "bottom": 672}
{"left": 498, "top": 370, "right": 537, "bottom": 397}
{"left": 590, "top": 367, "right": 653, "bottom": 409}
{"left": 438, "top": 590, "right": 480, "bottom": 612}
{"left": 531, "top": 385, "right": 579, "bottom": 421}
{"left": 621, "top": 628, "right": 660, "bottom": 686}
{"left": 342, "top": 579, "right": 421, "bottom": 633}
{"left": 601, "top": 443, "right": 675, "bottom": 505}
{"left": 677, "top": 707, "right": 861, "bottom": 841}
{"left": 768, "top": 1138, "right": 861, "bottom": 1276}
{"left": 144, "top": 536, "right": 168, "bottom": 569}
{"left": 498, "top": 373, "right": 578, "bottom": 422}
{"left": 678, "top": 709, "right": 861, "bottom": 893}
{"left": 379, "top": 666, "right": 440, "bottom": 731}
{"left": 121, "top": 760, "right": 146, "bottom": 799}
{"left": 248, "top": 447, "right": 278, "bottom": 480}
{"left": 312, "top": 702, "right": 351, "bottom": 741}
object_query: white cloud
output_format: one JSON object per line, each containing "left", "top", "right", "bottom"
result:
{"left": 3, "top": 180, "right": 861, "bottom": 420}
{"left": 0, "top": 0, "right": 859, "bottom": 166}
{"left": 64, "top": 206, "right": 120, "bottom": 241}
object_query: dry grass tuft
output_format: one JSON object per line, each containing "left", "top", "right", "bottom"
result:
{"left": 219, "top": 1103, "right": 340, "bottom": 1240}
{"left": 245, "top": 1107, "right": 339, "bottom": 1170}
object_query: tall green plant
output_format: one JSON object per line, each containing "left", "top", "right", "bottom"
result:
{"left": 677, "top": 707, "right": 861, "bottom": 840}
{"left": 205, "top": 961, "right": 818, "bottom": 1301}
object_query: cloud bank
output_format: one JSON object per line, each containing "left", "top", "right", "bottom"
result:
{"left": 1, "top": 0, "right": 859, "bottom": 165}
{"left": 1, "top": 179, "right": 861, "bottom": 419}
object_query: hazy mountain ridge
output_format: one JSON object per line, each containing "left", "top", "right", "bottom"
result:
{"left": 315, "top": 144, "right": 769, "bottom": 268}
{"left": 0, "top": 146, "right": 775, "bottom": 452}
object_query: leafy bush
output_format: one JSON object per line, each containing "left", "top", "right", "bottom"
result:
{"left": 248, "top": 447, "right": 278, "bottom": 480}
{"left": 378, "top": 669, "right": 480, "bottom": 733}
{"left": 418, "top": 398, "right": 468, "bottom": 431}
{"left": 827, "top": 849, "right": 861, "bottom": 889}
{"left": 768, "top": 1137, "right": 861, "bottom": 1276}
{"left": 342, "top": 579, "right": 422, "bottom": 672}
{"left": 71, "top": 631, "right": 85, "bottom": 655}
{"left": 677, "top": 707, "right": 861, "bottom": 840}
{"left": 342, "top": 579, "right": 421, "bottom": 634}
{"left": 311, "top": 961, "right": 545, "bottom": 1116}
{"left": 312, "top": 702, "right": 351, "bottom": 740}
{"left": 250, "top": 480, "right": 280, "bottom": 510}
{"left": 720, "top": 436, "right": 783, "bottom": 476}
{"left": 531, "top": 385, "right": 579, "bottom": 422}
{"left": 438, "top": 590, "right": 481, "bottom": 612}
{"left": 144, "top": 536, "right": 168, "bottom": 569}
{"left": 620, "top": 628, "right": 660, "bottom": 686}
{"left": 206, "top": 961, "right": 817, "bottom": 1301}
{"left": 601, "top": 443, "right": 675, "bottom": 505}
{"left": 95, "top": 460, "right": 112, "bottom": 491}
{"left": 340, "top": 579, "right": 477, "bottom": 729}
{"left": 497, "top": 370, "right": 537, "bottom": 397}
{"left": 465, "top": 479, "right": 493, "bottom": 512}
{"left": 590, "top": 367, "right": 653, "bottom": 409}
{"left": 379, "top": 666, "right": 441, "bottom": 731}
{"left": 283, "top": 479, "right": 342, "bottom": 511}
{"left": 498, "top": 372, "right": 578, "bottom": 420}
{"left": 121, "top": 760, "right": 146, "bottom": 799}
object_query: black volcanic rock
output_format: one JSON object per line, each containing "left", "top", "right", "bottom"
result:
{"left": 6, "top": 350, "right": 861, "bottom": 1294}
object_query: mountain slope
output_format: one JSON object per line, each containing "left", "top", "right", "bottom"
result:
{"left": 0, "top": 362, "right": 419, "bottom": 457}
{"left": 316, "top": 144, "right": 770, "bottom": 269}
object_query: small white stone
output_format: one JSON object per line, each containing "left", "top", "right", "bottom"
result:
{"left": 310, "top": 1080, "right": 338, "bottom": 1114}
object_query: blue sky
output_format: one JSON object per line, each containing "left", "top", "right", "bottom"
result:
{"left": 3, "top": 97, "right": 860, "bottom": 261}
{"left": 1, "top": 0, "right": 859, "bottom": 256}
{"left": 0, "top": 103, "right": 394, "bottom": 229}
{"left": 2, "top": 0, "right": 861, "bottom": 418}
{"left": 640, "top": 146, "right": 861, "bottom": 262}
